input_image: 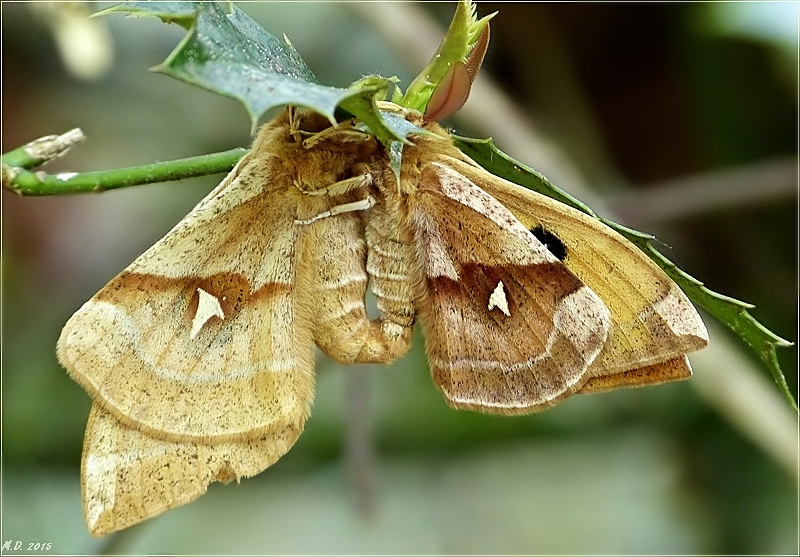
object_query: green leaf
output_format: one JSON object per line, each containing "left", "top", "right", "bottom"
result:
{"left": 100, "top": 1, "right": 405, "bottom": 144}
{"left": 452, "top": 134, "right": 797, "bottom": 413}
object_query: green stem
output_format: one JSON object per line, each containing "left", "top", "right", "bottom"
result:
{"left": 2, "top": 128, "right": 86, "bottom": 169}
{"left": 3, "top": 148, "right": 247, "bottom": 196}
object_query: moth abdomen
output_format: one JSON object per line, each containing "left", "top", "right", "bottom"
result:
{"left": 295, "top": 207, "right": 413, "bottom": 366}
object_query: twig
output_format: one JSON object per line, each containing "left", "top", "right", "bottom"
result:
{"left": 691, "top": 324, "right": 799, "bottom": 483}
{"left": 3, "top": 147, "right": 247, "bottom": 196}
{"left": 345, "top": 365, "right": 377, "bottom": 519}
{"left": 2, "top": 128, "right": 86, "bottom": 169}
{"left": 609, "top": 157, "right": 798, "bottom": 227}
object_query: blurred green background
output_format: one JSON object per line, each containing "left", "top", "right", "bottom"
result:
{"left": 2, "top": 2, "right": 797, "bottom": 554}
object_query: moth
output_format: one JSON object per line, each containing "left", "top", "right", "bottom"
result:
{"left": 57, "top": 103, "right": 707, "bottom": 536}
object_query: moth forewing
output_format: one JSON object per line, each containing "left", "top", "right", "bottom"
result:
{"left": 57, "top": 115, "right": 318, "bottom": 444}
{"left": 436, "top": 151, "right": 708, "bottom": 384}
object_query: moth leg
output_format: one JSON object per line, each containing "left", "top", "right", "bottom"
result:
{"left": 375, "top": 100, "right": 409, "bottom": 116}
{"left": 287, "top": 106, "right": 372, "bottom": 148}
{"left": 302, "top": 173, "right": 372, "bottom": 197}
{"left": 295, "top": 196, "right": 376, "bottom": 225}
{"left": 302, "top": 127, "right": 369, "bottom": 149}
{"left": 287, "top": 106, "right": 312, "bottom": 143}
{"left": 295, "top": 166, "right": 376, "bottom": 224}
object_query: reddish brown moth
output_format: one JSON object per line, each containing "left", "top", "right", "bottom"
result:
{"left": 57, "top": 103, "right": 707, "bottom": 536}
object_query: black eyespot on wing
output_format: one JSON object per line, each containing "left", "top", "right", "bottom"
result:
{"left": 530, "top": 225, "right": 567, "bottom": 261}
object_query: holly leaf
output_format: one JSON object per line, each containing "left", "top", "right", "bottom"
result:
{"left": 98, "top": 1, "right": 407, "bottom": 144}
{"left": 453, "top": 134, "right": 797, "bottom": 413}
